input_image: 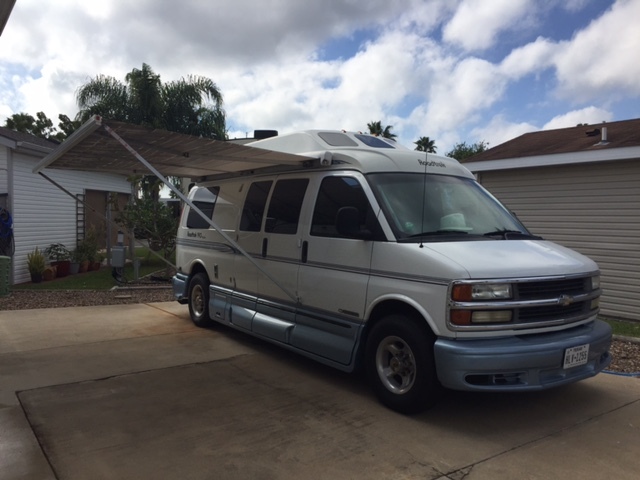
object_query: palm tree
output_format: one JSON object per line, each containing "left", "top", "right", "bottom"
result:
{"left": 414, "top": 136, "right": 437, "bottom": 153}
{"left": 76, "top": 63, "right": 226, "bottom": 140}
{"left": 367, "top": 120, "right": 397, "bottom": 140}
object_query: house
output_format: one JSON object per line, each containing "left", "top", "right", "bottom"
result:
{"left": 0, "top": 127, "right": 131, "bottom": 284}
{"left": 462, "top": 118, "right": 640, "bottom": 321}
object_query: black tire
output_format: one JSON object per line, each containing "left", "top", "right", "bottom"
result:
{"left": 188, "top": 273, "right": 213, "bottom": 327}
{"left": 365, "top": 314, "right": 439, "bottom": 414}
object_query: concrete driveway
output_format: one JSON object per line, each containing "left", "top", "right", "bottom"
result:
{"left": 1, "top": 302, "right": 639, "bottom": 480}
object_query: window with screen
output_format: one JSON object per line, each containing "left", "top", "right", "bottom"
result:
{"left": 265, "top": 178, "right": 309, "bottom": 235}
{"left": 186, "top": 186, "right": 220, "bottom": 229}
{"left": 240, "top": 181, "right": 272, "bottom": 232}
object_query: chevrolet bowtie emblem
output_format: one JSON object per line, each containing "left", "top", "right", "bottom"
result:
{"left": 558, "top": 294, "right": 574, "bottom": 306}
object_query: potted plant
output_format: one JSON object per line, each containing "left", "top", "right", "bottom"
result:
{"left": 74, "top": 241, "right": 91, "bottom": 272}
{"left": 82, "top": 227, "right": 101, "bottom": 271}
{"left": 69, "top": 248, "right": 82, "bottom": 274}
{"left": 27, "top": 247, "right": 46, "bottom": 283}
{"left": 44, "top": 243, "right": 71, "bottom": 277}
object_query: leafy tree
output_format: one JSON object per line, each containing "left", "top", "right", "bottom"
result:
{"left": 367, "top": 120, "right": 397, "bottom": 140}
{"left": 445, "top": 140, "right": 489, "bottom": 161}
{"left": 3, "top": 111, "right": 81, "bottom": 142}
{"left": 112, "top": 196, "right": 178, "bottom": 260}
{"left": 414, "top": 136, "right": 437, "bottom": 153}
{"left": 76, "top": 62, "right": 226, "bottom": 140}
{"left": 77, "top": 63, "right": 225, "bottom": 221}
{"left": 54, "top": 114, "right": 82, "bottom": 141}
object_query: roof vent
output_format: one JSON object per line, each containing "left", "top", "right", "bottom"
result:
{"left": 254, "top": 130, "right": 278, "bottom": 140}
{"left": 594, "top": 126, "right": 610, "bottom": 146}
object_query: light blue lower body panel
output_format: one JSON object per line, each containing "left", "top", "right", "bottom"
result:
{"left": 172, "top": 273, "right": 189, "bottom": 303}
{"left": 434, "top": 320, "right": 612, "bottom": 391}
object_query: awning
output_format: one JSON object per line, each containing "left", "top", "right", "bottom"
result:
{"left": 32, "top": 115, "right": 308, "bottom": 302}
{"left": 33, "top": 115, "right": 313, "bottom": 178}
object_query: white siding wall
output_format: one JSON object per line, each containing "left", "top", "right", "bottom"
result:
{"left": 478, "top": 160, "right": 640, "bottom": 321}
{"left": 11, "top": 152, "right": 131, "bottom": 284}
{"left": 0, "top": 146, "right": 8, "bottom": 192}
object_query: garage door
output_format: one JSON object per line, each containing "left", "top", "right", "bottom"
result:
{"left": 478, "top": 160, "right": 640, "bottom": 322}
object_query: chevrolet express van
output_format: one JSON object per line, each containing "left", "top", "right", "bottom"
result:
{"left": 172, "top": 130, "right": 611, "bottom": 413}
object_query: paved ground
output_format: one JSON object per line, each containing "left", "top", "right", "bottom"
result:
{"left": 1, "top": 302, "right": 639, "bottom": 480}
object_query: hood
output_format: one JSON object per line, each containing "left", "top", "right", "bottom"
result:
{"left": 423, "top": 240, "right": 598, "bottom": 279}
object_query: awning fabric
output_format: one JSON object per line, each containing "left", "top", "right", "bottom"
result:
{"left": 32, "top": 115, "right": 305, "bottom": 301}
{"left": 33, "top": 115, "right": 312, "bottom": 178}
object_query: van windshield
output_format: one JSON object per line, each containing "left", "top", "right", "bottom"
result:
{"left": 367, "top": 173, "right": 532, "bottom": 242}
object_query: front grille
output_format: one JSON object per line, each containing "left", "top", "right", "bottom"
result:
{"left": 517, "top": 278, "right": 587, "bottom": 300}
{"left": 517, "top": 303, "right": 586, "bottom": 322}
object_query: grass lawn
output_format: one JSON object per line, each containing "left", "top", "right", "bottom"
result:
{"left": 15, "top": 247, "right": 174, "bottom": 291}
{"left": 603, "top": 318, "right": 640, "bottom": 339}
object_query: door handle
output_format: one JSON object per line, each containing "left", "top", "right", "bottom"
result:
{"left": 301, "top": 241, "right": 308, "bottom": 263}
{"left": 262, "top": 238, "right": 268, "bottom": 258}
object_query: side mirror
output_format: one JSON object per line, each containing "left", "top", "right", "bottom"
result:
{"left": 335, "top": 206, "right": 373, "bottom": 240}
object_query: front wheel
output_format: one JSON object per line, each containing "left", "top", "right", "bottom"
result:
{"left": 188, "top": 273, "right": 213, "bottom": 327}
{"left": 365, "top": 315, "right": 439, "bottom": 414}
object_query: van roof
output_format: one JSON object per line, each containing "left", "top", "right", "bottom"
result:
{"left": 246, "top": 130, "right": 474, "bottom": 179}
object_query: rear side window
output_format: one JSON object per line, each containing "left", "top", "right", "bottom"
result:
{"left": 240, "top": 181, "right": 272, "bottom": 231}
{"left": 186, "top": 187, "right": 220, "bottom": 229}
{"left": 311, "top": 176, "right": 380, "bottom": 238}
{"left": 265, "top": 179, "right": 309, "bottom": 234}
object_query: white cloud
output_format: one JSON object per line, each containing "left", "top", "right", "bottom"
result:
{"left": 0, "top": 0, "right": 637, "bottom": 156}
{"left": 443, "top": 0, "right": 532, "bottom": 51}
{"left": 553, "top": 0, "right": 640, "bottom": 102}
{"left": 500, "top": 37, "right": 556, "bottom": 79}
{"left": 426, "top": 57, "right": 507, "bottom": 130}
{"left": 542, "top": 107, "right": 613, "bottom": 130}
{"left": 471, "top": 115, "right": 537, "bottom": 147}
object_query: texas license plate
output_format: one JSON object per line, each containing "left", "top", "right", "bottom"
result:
{"left": 563, "top": 344, "right": 589, "bottom": 369}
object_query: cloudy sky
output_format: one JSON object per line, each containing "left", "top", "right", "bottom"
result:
{"left": 1, "top": 0, "right": 639, "bottom": 152}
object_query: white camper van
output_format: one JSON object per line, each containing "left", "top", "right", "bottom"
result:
{"left": 172, "top": 130, "right": 611, "bottom": 413}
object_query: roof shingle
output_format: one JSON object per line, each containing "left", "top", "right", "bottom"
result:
{"left": 464, "top": 118, "right": 640, "bottom": 163}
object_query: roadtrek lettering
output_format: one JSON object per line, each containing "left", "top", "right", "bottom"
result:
{"left": 418, "top": 158, "right": 446, "bottom": 168}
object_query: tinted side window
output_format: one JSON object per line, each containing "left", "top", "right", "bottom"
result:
{"left": 311, "top": 176, "right": 379, "bottom": 238}
{"left": 265, "top": 179, "right": 309, "bottom": 234}
{"left": 187, "top": 187, "right": 220, "bottom": 229}
{"left": 240, "top": 181, "right": 272, "bottom": 231}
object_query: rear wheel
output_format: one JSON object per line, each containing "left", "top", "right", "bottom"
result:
{"left": 188, "top": 273, "right": 213, "bottom": 327}
{"left": 365, "top": 314, "right": 439, "bottom": 414}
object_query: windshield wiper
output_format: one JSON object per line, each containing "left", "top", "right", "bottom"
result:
{"left": 483, "top": 230, "right": 542, "bottom": 240}
{"left": 409, "top": 229, "right": 471, "bottom": 238}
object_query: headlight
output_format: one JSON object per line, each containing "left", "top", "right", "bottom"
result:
{"left": 452, "top": 283, "right": 512, "bottom": 301}
{"left": 590, "top": 275, "right": 600, "bottom": 290}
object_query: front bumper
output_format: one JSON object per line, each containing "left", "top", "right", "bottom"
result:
{"left": 434, "top": 320, "right": 612, "bottom": 391}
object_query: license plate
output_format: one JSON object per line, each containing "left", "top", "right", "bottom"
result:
{"left": 563, "top": 344, "right": 589, "bottom": 369}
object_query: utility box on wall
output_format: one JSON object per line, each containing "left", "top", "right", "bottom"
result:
{"left": 111, "top": 246, "right": 126, "bottom": 268}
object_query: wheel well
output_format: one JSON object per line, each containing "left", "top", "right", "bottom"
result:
{"left": 188, "top": 262, "right": 208, "bottom": 280}
{"left": 355, "top": 300, "right": 433, "bottom": 369}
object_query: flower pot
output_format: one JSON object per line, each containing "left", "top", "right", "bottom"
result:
{"left": 91, "top": 261, "right": 101, "bottom": 271}
{"left": 69, "top": 262, "right": 80, "bottom": 274}
{"left": 30, "top": 272, "right": 43, "bottom": 284}
{"left": 79, "top": 260, "right": 90, "bottom": 273}
{"left": 53, "top": 260, "right": 71, "bottom": 278}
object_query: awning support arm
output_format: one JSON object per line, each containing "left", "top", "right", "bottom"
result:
{"left": 102, "top": 123, "right": 299, "bottom": 303}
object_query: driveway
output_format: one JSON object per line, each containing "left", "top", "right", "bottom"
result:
{"left": 1, "top": 302, "right": 639, "bottom": 479}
